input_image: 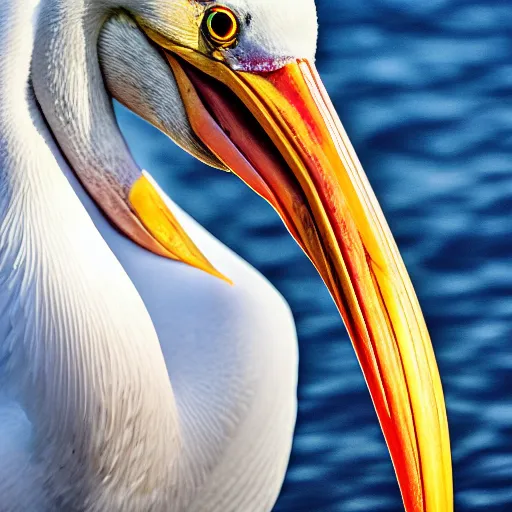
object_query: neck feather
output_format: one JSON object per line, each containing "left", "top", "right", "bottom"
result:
{"left": 32, "top": 0, "right": 143, "bottom": 205}
{"left": 0, "top": 2, "right": 185, "bottom": 509}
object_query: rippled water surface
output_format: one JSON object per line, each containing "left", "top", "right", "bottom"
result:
{"left": 118, "top": 1, "right": 512, "bottom": 510}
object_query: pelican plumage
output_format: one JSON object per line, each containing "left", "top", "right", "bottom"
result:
{"left": 0, "top": 0, "right": 452, "bottom": 511}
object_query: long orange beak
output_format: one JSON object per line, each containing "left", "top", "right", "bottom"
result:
{"left": 164, "top": 48, "right": 452, "bottom": 512}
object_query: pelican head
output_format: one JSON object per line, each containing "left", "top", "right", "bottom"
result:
{"left": 30, "top": 0, "right": 452, "bottom": 510}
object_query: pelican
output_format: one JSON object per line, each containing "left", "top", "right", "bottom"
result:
{"left": 0, "top": 0, "right": 453, "bottom": 511}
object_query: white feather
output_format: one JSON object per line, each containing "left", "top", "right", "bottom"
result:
{"left": 0, "top": 0, "right": 300, "bottom": 510}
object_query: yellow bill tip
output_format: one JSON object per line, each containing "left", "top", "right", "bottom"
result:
{"left": 129, "top": 174, "right": 232, "bottom": 285}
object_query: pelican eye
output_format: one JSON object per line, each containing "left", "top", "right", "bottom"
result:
{"left": 203, "top": 7, "right": 239, "bottom": 48}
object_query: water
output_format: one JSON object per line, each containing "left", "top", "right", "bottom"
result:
{"left": 117, "top": 1, "right": 512, "bottom": 510}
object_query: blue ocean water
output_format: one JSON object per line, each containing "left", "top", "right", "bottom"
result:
{"left": 117, "top": 1, "right": 512, "bottom": 510}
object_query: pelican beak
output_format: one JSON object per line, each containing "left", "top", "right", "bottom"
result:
{"left": 126, "top": 172, "right": 230, "bottom": 283}
{"left": 164, "top": 49, "right": 452, "bottom": 512}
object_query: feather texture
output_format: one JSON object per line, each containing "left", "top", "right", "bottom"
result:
{"left": 0, "top": 1, "right": 299, "bottom": 510}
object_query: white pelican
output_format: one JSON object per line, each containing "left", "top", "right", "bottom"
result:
{"left": 0, "top": 0, "right": 452, "bottom": 510}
